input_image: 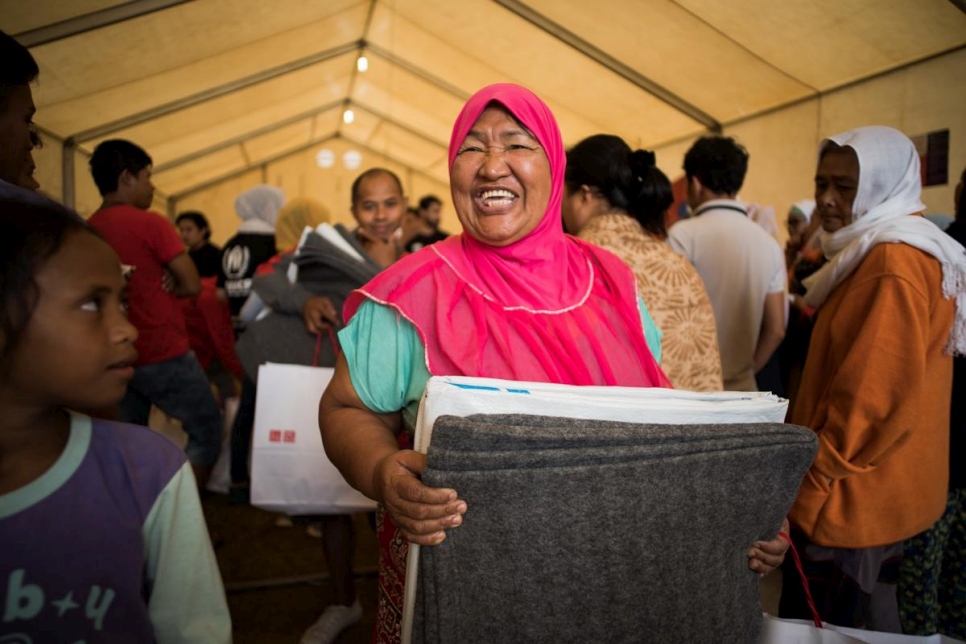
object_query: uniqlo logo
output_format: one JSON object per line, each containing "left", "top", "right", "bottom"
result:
{"left": 269, "top": 430, "right": 281, "bottom": 443}
{"left": 283, "top": 430, "right": 296, "bottom": 443}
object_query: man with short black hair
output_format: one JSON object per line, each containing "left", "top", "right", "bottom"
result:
{"left": 668, "top": 136, "right": 786, "bottom": 391}
{"left": 0, "top": 30, "right": 41, "bottom": 193}
{"left": 404, "top": 194, "right": 449, "bottom": 252}
{"left": 87, "top": 139, "right": 222, "bottom": 486}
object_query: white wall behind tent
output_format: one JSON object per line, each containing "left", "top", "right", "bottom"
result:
{"left": 5, "top": 0, "right": 965, "bottom": 240}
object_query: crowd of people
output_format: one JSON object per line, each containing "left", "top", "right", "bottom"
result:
{"left": 1, "top": 28, "right": 964, "bottom": 644}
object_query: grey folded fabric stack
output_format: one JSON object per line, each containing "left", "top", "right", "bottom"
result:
{"left": 412, "top": 414, "right": 817, "bottom": 644}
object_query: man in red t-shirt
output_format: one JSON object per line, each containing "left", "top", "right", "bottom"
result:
{"left": 87, "top": 139, "right": 221, "bottom": 485}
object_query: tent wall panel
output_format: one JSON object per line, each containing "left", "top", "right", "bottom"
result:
{"left": 723, "top": 100, "right": 821, "bottom": 242}
{"left": 653, "top": 49, "right": 965, "bottom": 242}
{"left": 819, "top": 48, "right": 966, "bottom": 217}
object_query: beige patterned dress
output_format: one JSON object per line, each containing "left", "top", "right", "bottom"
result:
{"left": 578, "top": 214, "right": 723, "bottom": 391}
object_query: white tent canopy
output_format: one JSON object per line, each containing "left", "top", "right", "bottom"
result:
{"left": 5, "top": 0, "right": 965, "bottom": 242}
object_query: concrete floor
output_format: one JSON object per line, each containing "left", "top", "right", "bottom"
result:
{"left": 204, "top": 494, "right": 379, "bottom": 643}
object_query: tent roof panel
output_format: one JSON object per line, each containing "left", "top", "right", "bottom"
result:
{"left": 29, "top": 0, "right": 364, "bottom": 107}
{"left": 521, "top": 0, "right": 815, "bottom": 121}
{"left": 2, "top": 0, "right": 128, "bottom": 35}
{"left": 363, "top": 119, "right": 448, "bottom": 171}
{"left": 146, "top": 100, "right": 347, "bottom": 172}
{"left": 15, "top": 0, "right": 963, "bottom": 208}
{"left": 341, "top": 106, "right": 383, "bottom": 143}
{"left": 243, "top": 120, "right": 314, "bottom": 165}
{"left": 152, "top": 145, "right": 247, "bottom": 195}
{"left": 82, "top": 57, "right": 354, "bottom": 160}
{"left": 679, "top": 0, "right": 966, "bottom": 91}
{"left": 382, "top": 0, "right": 703, "bottom": 142}
{"left": 31, "top": 6, "right": 365, "bottom": 136}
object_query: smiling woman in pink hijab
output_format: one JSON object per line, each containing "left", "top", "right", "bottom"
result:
{"left": 320, "top": 84, "right": 780, "bottom": 643}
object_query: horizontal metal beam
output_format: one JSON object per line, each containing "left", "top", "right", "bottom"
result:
{"left": 349, "top": 100, "right": 449, "bottom": 149}
{"left": 492, "top": 0, "right": 720, "bottom": 132}
{"left": 68, "top": 40, "right": 360, "bottom": 143}
{"left": 171, "top": 128, "right": 449, "bottom": 202}
{"left": 364, "top": 42, "right": 471, "bottom": 102}
{"left": 172, "top": 134, "right": 339, "bottom": 200}
{"left": 155, "top": 97, "right": 446, "bottom": 176}
{"left": 339, "top": 134, "right": 450, "bottom": 187}
{"left": 14, "top": 0, "right": 193, "bottom": 48}
{"left": 152, "top": 98, "right": 345, "bottom": 173}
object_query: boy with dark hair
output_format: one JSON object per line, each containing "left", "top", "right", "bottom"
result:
{"left": 668, "top": 135, "right": 786, "bottom": 391}
{"left": 87, "top": 139, "right": 222, "bottom": 486}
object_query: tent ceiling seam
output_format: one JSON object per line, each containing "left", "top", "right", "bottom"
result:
{"left": 151, "top": 98, "right": 346, "bottom": 173}
{"left": 15, "top": 0, "right": 193, "bottom": 48}
{"left": 345, "top": 1, "right": 378, "bottom": 107}
{"left": 720, "top": 42, "right": 966, "bottom": 131}
{"left": 350, "top": 100, "right": 449, "bottom": 148}
{"left": 335, "top": 134, "right": 449, "bottom": 184}
{"left": 491, "top": 0, "right": 720, "bottom": 132}
{"left": 64, "top": 40, "right": 361, "bottom": 144}
{"left": 668, "top": 0, "right": 820, "bottom": 95}
{"left": 171, "top": 130, "right": 448, "bottom": 201}
{"left": 363, "top": 41, "right": 471, "bottom": 101}
{"left": 171, "top": 133, "right": 340, "bottom": 200}
{"left": 155, "top": 97, "right": 447, "bottom": 175}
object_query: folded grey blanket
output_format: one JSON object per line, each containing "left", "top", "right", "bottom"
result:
{"left": 412, "top": 414, "right": 817, "bottom": 644}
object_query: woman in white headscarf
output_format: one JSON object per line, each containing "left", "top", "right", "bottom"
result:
{"left": 779, "top": 126, "right": 966, "bottom": 632}
{"left": 784, "top": 199, "right": 815, "bottom": 267}
{"left": 218, "top": 185, "right": 286, "bottom": 319}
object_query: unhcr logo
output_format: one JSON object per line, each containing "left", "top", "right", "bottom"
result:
{"left": 222, "top": 245, "right": 250, "bottom": 280}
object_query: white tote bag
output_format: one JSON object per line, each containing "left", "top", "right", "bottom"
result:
{"left": 250, "top": 362, "right": 377, "bottom": 516}
{"left": 760, "top": 615, "right": 964, "bottom": 644}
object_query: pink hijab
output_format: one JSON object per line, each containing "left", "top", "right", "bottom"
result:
{"left": 344, "top": 83, "right": 669, "bottom": 388}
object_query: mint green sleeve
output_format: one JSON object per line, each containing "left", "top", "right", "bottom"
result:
{"left": 142, "top": 463, "right": 232, "bottom": 643}
{"left": 338, "top": 299, "right": 431, "bottom": 415}
{"left": 638, "top": 295, "right": 663, "bottom": 365}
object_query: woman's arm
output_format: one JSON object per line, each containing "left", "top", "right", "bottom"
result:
{"left": 319, "top": 354, "right": 466, "bottom": 546}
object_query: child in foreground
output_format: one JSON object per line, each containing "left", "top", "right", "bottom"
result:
{"left": 0, "top": 199, "right": 231, "bottom": 642}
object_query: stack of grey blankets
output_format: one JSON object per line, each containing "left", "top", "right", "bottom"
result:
{"left": 411, "top": 413, "right": 817, "bottom": 644}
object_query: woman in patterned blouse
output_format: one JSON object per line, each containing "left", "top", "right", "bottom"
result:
{"left": 561, "top": 134, "right": 724, "bottom": 391}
